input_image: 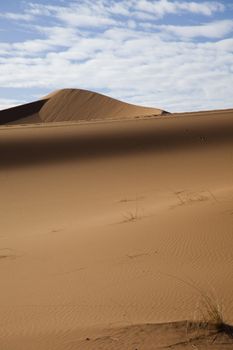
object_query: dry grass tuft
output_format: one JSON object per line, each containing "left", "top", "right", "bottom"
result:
{"left": 199, "top": 294, "right": 233, "bottom": 336}
{"left": 200, "top": 293, "right": 223, "bottom": 326}
{"left": 122, "top": 209, "right": 141, "bottom": 223}
{"left": 189, "top": 288, "right": 233, "bottom": 339}
{"left": 160, "top": 271, "right": 233, "bottom": 338}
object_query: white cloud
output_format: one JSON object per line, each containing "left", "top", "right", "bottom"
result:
{"left": 0, "top": 1, "right": 232, "bottom": 112}
{"left": 13, "top": 39, "right": 54, "bottom": 53}
{"left": 27, "top": 2, "right": 117, "bottom": 28}
{"left": 56, "top": 12, "right": 116, "bottom": 27}
{"left": 0, "top": 24, "right": 232, "bottom": 112}
{"left": 108, "top": 2, "right": 130, "bottom": 16}
{"left": 0, "top": 98, "right": 25, "bottom": 111}
{"left": 182, "top": 1, "right": 224, "bottom": 15}
{"left": 0, "top": 43, "right": 11, "bottom": 55}
{"left": 213, "top": 38, "right": 233, "bottom": 51}
{"left": 136, "top": 0, "right": 224, "bottom": 18}
{"left": 0, "top": 12, "right": 34, "bottom": 21}
{"left": 2, "top": 0, "right": 225, "bottom": 26}
{"left": 158, "top": 20, "right": 233, "bottom": 39}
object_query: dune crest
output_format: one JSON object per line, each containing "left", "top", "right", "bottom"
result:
{"left": 0, "top": 88, "right": 165, "bottom": 125}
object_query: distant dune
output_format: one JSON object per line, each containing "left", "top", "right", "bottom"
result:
{"left": 0, "top": 88, "right": 165, "bottom": 125}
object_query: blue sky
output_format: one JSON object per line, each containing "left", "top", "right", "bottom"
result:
{"left": 0, "top": 0, "right": 233, "bottom": 112}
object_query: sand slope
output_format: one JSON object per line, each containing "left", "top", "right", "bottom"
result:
{"left": 0, "top": 89, "right": 164, "bottom": 125}
{"left": 0, "top": 109, "right": 233, "bottom": 349}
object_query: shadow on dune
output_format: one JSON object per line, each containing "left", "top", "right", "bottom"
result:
{"left": 0, "top": 100, "right": 47, "bottom": 124}
{"left": 0, "top": 116, "right": 233, "bottom": 170}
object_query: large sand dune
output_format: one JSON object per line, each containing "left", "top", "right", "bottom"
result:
{"left": 0, "top": 105, "right": 233, "bottom": 349}
{"left": 0, "top": 88, "right": 165, "bottom": 125}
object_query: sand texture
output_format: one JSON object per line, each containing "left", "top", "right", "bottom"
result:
{"left": 0, "top": 102, "right": 233, "bottom": 349}
{"left": 0, "top": 89, "right": 165, "bottom": 125}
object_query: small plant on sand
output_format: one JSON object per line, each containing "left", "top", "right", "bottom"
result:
{"left": 192, "top": 291, "right": 223, "bottom": 328}
{"left": 160, "top": 271, "right": 233, "bottom": 337}
{"left": 122, "top": 208, "right": 140, "bottom": 223}
{"left": 121, "top": 197, "right": 143, "bottom": 223}
{"left": 200, "top": 293, "right": 223, "bottom": 326}
{"left": 193, "top": 292, "right": 233, "bottom": 337}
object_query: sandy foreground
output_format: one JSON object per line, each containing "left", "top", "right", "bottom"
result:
{"left": 0, "top": 110, "right": 233, "bottom": 349}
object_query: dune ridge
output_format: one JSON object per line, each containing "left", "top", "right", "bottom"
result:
{"left": 0, "top": 88, "right": 165, "bottom": 125}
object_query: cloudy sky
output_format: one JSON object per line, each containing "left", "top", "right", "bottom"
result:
{"left": 0, "top": 0, "right": 233, "bottom": 112}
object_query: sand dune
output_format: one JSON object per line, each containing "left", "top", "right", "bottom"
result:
{"left": 0, "top": 107, "right": 233, "bottom": 349}
{"left": 0, "top": 88, "right": 165, "bottom": 125}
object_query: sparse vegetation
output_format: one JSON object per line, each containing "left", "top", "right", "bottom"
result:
{"left": 122, "top": 208, "right": 141, "bottom": 223}
{"left": 199, "top": 293, "right": 223, "bottom": 326}
{"left": 120, "top": 196, "right": 143, "bottom": 223}
{"left": 193, "top": 292, "right": 233, "bottom": 337}
{"left": 160, "top": 271, "right": 233, "bottom": 338}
